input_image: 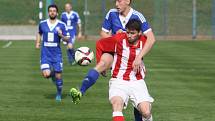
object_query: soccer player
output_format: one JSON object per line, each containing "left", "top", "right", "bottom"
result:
{"left": 71, "top": 19, "right": 154, "bottom": 121}
{"left": 35, "top": 4, "right": 69, "bottom": 101}
{"left": 61, "top": 3, "right": 82, "bottom": 65}
{"left": 72, "top": 0, "right": 156, "bottom": 120}
{"left": 100, "top": 0, "right": 156, "bottom": 120}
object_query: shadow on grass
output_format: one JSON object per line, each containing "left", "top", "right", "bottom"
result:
{"left": 44, "top": 93, "right": 68, "bottom": 99}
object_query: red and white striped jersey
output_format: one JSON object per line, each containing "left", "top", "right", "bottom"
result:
{"left": 111, "top": 35, "right": 147, "bottom": 81}
{"left": 96, "top": 33, "right": 147, "bottom": 81}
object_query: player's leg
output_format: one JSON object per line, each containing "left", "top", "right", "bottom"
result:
{"left": 53, "top": 62, "right": 63, "bottom": 101}
{"left": 111, "top": 96, "right": 125, "bottom": 121}
{"left": 130, "top": 80, "right": 154, "bottom": 121}
{"left": 109, "top": 79, "right": 129, "bottom": 121}
{"left": 95, "top": 53, "right": 113, "bottom": 77}
{"left": 70, "top": 53, "right": 113, "bottom": 104}
{"left": 134, "top": 107, "right": 143, "bottom": 121}
{"left": 55, "top": 72, "right": 63, "bottom": 101}
{"left": 42, "top": 69, "right": 51, "bottom": 78}
{"left": 41, "top": 63, "right": 52, "bottom": 78}
{"left": 80, "top": 53, "right": 113, "bottom": 94}
{"left": 40, "top": 57, "right": 56, "bottom": 82}
{"left": 138, "top": 102, "right": 153, "bottom": 121}
{"left": 70, "top": 38, "right": 115, "bottom": 103}
{"left": 66, "top": 35, "right": 76, "bottom": 65}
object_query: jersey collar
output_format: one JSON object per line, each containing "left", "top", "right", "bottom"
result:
{"left": 119, "top": 8, "right": 134, "bottom": 28}
{"left": 66, "top": 11, "right": 73, "bottom": 19}
{"left": 47, "top": 19, "right": 59, "bottom": 31}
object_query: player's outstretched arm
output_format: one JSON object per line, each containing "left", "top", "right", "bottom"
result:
{"left": 133, "top": 30, "right": 156, "bottom": 72}
{"left": 77, "top": 23, "right": 83, "bottom": 40}
{"left": 35, "top": 33, "right": 41, "bottom": 49}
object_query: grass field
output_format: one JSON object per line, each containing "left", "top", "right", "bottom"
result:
{"left": 0, "top": 40, "right": 215, "bottom": 121}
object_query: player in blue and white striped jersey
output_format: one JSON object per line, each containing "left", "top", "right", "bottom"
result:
{"left": 36, "top": 4, "right": 69, "bottom": 102}
{"left": 61, "top": 3, "right": 82, "bottom": 65}
{"left": 101, "top": 8, "right": 151, "bottom": 35}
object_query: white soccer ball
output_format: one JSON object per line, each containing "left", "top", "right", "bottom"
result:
{"left": 75, "top": 47, "right": 94, "bottom": 66}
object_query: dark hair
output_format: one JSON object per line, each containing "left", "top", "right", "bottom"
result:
{"left": 125, "top": 19, "right": 142, "bottom": 32}
{"left": 129, "top": 0, "right": 132, "bottom": 5}
{"left": 48, "top": 4, "right": 58, "bottom": 12}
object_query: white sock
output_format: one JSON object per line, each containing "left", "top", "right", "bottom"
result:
{"left": 112, "top": 111, "right": 123, "bottom": 117}
{"left": 142, "top": 115, "right": 153, "bottom": 121}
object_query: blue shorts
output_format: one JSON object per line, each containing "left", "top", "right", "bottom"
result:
{"left": 40, "top": 60, "right": 63, "bottom": 73}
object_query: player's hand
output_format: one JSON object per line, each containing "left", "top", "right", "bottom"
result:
{"left": 116, "top": 29, "right": 124, "bottom": 34}
{"left": 57, "top": 29, "right": 63, "bottom": 37}
{"left": 35, "top": 43, "right": 40, "bottom": 49}
{"left": 77, "top": 33, "right": 83, "bottom": 40}
{"left": 132, "top": 56, "right": 143, "bottom": 73}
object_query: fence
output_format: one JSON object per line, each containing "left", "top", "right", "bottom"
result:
{"left": 0, "top": 0, "right": 214, "bottom": 39}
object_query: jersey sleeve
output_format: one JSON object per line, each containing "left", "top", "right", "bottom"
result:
{"left": 101, "top": 10, "right": 112, "bottom": 32}
{"left": 141, "top": 21, "right": 152, "bottom": 34}
{"left": 96, "top": 35, "right": 118, "bottom": 63}
{"left": 76, "top": 12, "right": 81, "bottom": 24}
{"left": 134, "top": 10, "right": 152, "bottom": 34}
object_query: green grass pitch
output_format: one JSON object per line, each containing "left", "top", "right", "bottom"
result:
{"left": 0, "top": 40, "right": 214, "bottom": 121}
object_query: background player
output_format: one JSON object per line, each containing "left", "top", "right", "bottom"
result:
{"left": 36, "top": 4, "right": 69, "bottom": 101}
{"left": 70, "top": 19, "right": 154, "bottom": 121}
{"left": 61, "top": 3, "right": 82, "bottom": 65}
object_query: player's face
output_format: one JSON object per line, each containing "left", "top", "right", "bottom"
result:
{"left": 115, "top": 0, "right": 130, "bottom": 13}
{"left": 48, "top": 7, "right": 58, "bottom": 20}
{"left": 126, "top": 29, "right": 141, "bottom": 44}
{"left": 65, "top": 4, "right": 72, "bottom": 12}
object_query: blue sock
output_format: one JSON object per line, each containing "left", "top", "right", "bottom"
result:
{"left": 80, "top": 69, "right": 99, "bottom": 95}
{"left": 56, "top": 79, "right": 63, "bottom": 95}
{"left": 70, "top": 49, "right": 75, "bottom": 60}
{"left": 134, "top": 107, "right": 143, "bottom": 121}
{"left": 67, "top": 49, "right": 75, "bottom": 63}
{"left": 50, "top": 71, "right": 56, "bottom": 82}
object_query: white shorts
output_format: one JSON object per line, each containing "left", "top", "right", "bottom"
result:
{"left": 109, "top": 78, "right": 154, "bottom": 108}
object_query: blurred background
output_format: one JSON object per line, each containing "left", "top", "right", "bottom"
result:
{"left": 0, "top": 0, "right": 214, "bottom": 40}
{"left": 0, "top": 1, "right": 215, "bottom": 121}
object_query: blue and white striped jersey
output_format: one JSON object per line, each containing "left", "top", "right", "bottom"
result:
{"left": 102, "top": 8, "right": 151, "bottom": 35}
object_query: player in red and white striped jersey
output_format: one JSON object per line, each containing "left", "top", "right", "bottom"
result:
{"left": 97, "top": 19, "right": 154, "bottom": 121}
{"left": 96, "top": 31, "right": 147, "bottom": 81}
{"left": 70, "top": 19, "right": 154, "bottom": 121}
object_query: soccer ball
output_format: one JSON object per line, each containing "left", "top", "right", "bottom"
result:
{"left": 75, "top": 47, "right": 94, "bottom": 66}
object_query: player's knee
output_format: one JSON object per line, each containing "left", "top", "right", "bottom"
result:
{"left": 95, "top": 61, "right": 107, "bottom": 72}
{"left": 67, "top": 43, "right": 73, "bottom": 49}
{"left": 55, "top": 73, "right": 62, "bottom": 80}
{"left": 42, "top": 70, "right": 51, "bottom": 78}
{"left": 101, "top": 53, "right": 113, "bottom": 66}
{"left": 138, "top": 102, "right": 152, "bottom": 119}
{"left": 98, "top": 61, "right": 106, "bottom": 68}
{"left": 43, "top": 73, "right": 50, "bottom": 78}
{"left": 141, "top": 110, "right": 151, "bottom": 119}
{"left": 111, "top": 97, "right": 124, "bottom": 111}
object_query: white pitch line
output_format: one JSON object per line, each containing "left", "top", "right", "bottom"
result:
{"left": 2, "top": 41, "right": 12, "bottom": 48}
